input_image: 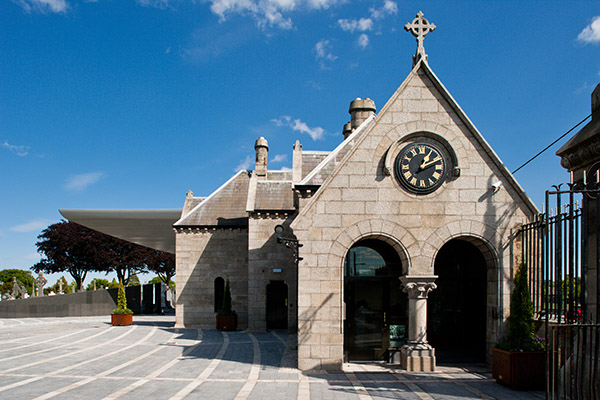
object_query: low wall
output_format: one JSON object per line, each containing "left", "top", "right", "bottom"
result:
{"left": 0, "top": 289, "right": 118, "bottom": 318}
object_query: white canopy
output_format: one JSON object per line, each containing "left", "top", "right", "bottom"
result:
{"left": 59, "top": 209, "right": 181, "bottom": 254}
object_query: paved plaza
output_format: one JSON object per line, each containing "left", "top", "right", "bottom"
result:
{"left": 0, "top": 316, "right": 543, "bottom": 399}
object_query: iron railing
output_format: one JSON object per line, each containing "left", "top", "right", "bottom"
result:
{"left": 520, "top": 185, "right": 600, "bottom": 399}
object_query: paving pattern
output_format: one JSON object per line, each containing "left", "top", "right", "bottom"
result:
{"left": 0, "top": 316, "right": 544, "bottom": 399}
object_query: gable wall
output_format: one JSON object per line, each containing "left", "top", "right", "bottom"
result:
{"left": 291, "top": 67, "right": 533, "bottom": 370}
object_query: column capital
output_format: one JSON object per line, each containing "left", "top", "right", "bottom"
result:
{"left": 400, "top": 275, "right": 438, "bottom": 299}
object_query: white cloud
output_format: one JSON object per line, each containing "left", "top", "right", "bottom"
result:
{"left": 10, "top": 219, "right": 54, "bottom": 233}
{"left": 337, "top": 1, "right": 397, "bottom": 45}
{"left": 357, "top": 33, "right": 369, "bottom": 49}
{"left": 235, "top": 155, "right": 253, "bottom": 171}
{"left": 63, "top": 172, "right": 105, "bottom": 192}
{"left": 137, "top": 0, "right": 172, "bottom": 8}
{"left": 314, "top": 39, "right": 337, "bottom": 68}
{"left": 12, "top": 0, "right": 68, "bottom": 13}
{"left": 577, "top": 16, "right": 600, "bottom": 44}
{"left": 280, "top": 166, "right": 292, "bottom": 171}
{"left": 208, "top": 0, "right": 344, "bottom": 29}
{"left": 271, "top": 154, "right": 287, "bottom": 163}
{"left": 338, "top": 17, "right": 373, "bottom": 33}
{"left": 369, "top": 0, "right": 397, "bottom": 20}
{"left": 272, "top": 116, "right": 325, "bottom": 140}
{"left": 2, "top": 141, "right": 29, "bottom": 156}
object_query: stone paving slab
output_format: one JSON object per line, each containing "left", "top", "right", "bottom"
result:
{"left": 0, "top": 316, "right": 545, "bottom": 399}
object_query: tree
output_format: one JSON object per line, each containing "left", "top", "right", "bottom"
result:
{"left": 146, "top": 250, "right": 175, "bottom": 287}
{"left": 148, "top": 276, "right": 175, "bottom": 287}
{"left": 101, "top": 239, "right": 152, "bottom": 285}
{"left": 0, "top": 269, "right": 34, "bottom": 295}
{"left": 86, "top": 278, "right": 111, "bottom": 291}
{"left": 33, "top": 221, "right": 109, "bottom": 290}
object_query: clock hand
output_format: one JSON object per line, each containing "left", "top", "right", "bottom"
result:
{"left": 419, "top": 150, "right": 432, "bottom": 170}
{"left": 420, "top": 156, "right": 442, "bottom": 170}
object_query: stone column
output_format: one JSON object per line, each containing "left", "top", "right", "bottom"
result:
{"left": 399, "top": 275, "right": 437, "bottom": 371}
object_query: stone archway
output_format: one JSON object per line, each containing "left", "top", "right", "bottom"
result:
{"left": 427, "top": 237, "right": 496, "bottom": 364}
{"left": 343, "top": 238, "right": 408, "bottom": 361}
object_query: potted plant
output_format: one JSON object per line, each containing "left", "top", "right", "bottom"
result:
{"left": 111, "top": 281, "right": 133, "bottom": 326}
{"left": 492, "top": 264, "right": 546, "bottom": 390}
{"left": 216, "top": 278, "right": 237, "bottom": 331}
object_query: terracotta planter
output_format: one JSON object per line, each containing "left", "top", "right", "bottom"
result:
{"left": 492, "top": 347, "right": 545, "bottom": 390}
{"left": 111, "top": 313, "right": 133, "bottom": 326}
{"left": 216, "top": 314, "right": 237, "bottom": 331}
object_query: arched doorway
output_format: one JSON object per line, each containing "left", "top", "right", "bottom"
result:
{"left": 428, "top": 239, "right": 488, "bottom": 363}
{"left": 344, "top": 239, "right": 407, "bottom": 361}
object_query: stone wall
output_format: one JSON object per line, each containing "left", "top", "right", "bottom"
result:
{"left": 247, "top": 214, "right": 297, "bottom": 331}
{"left": 0, "top": 289, "right": 118, "bottom": 318}
{"left": 175, "top": 227, "right": 249, "bottom": 328}
{"left": 291, "top": 65, "right": 534, "bottom": 370}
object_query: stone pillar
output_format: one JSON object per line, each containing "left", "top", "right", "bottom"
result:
{"left": 399, "top": 275, "right": 437, "bottom": 371}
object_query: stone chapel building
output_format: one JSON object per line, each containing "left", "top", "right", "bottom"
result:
{"left": 62, "top": 13, "right": 538, "bottom": 372}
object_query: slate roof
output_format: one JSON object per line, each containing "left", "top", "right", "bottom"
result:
{"left": 254, "top": 181, "right": 294, "bottom": 211}
{"left": 175, "top": 170, "right": 251, "bottom": 228}
{"left": 299, "top": 115, "right": 374, "bottom": 186}
{"left": 302, "top": 151, "right": 330, "bottom": 180}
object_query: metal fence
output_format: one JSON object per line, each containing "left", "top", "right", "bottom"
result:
{"left": 548, "top": 324, "right": 600, "bottom": 400}
{"left": 520, "top": 185, "right": 600, "bottom": 399}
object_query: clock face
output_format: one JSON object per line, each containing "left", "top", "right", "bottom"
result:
{"left": 395, "top": 142, "right": 447, "bottom": 194}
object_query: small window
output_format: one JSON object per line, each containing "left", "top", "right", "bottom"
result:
{"left": 214, "top": 277, "right": 225, "bottom": 312}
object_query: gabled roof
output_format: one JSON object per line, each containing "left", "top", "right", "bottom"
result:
{"left": 175, "top": 170, "right": 251, "bottom": 228}
{"left": 414, "top": 60, "right": 538, "bottom": 215}
{"left": 293, "top": 59, "right": 538, "bottom": 225}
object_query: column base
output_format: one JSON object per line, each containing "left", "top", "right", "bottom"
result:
{"left": 400, "top": 343, "right": 436, "bottom": 372}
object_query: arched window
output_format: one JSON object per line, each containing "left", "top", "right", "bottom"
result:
{"left": 214, "top": 277, "right": 225, "bottom": 312}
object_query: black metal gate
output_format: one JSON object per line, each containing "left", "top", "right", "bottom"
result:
{"left": 520, "top": 184, "right": 600, "bottom": 399}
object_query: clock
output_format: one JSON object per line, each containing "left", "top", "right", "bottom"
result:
{"left": 394, "top": 141, "right": 448, "bottom": 194}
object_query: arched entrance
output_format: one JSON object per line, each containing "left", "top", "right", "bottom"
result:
{"left": 428, "top": 238, "right": 489, "bottom": 363}
{"left": 344, "top": 239, "right": 407, "bottom": 361}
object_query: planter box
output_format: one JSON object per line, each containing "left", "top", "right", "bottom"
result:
{"left": 492, "top": 347, "right": 545, "bottom": 390}
{"left": 216, "top": 314, "right": 237, "bottom": 331}
{"left": 111, "top": 313, "right": 133, "bottom": 326}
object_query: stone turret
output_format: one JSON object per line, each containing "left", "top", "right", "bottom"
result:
{"left": 255, "top": 137, "right": 269, "bottom": 177}
{"left": 343, "top": 98, "right": 376, "bottom": 140}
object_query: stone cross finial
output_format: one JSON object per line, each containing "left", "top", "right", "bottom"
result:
{"left": 405, "top": 11, "right": 436, "bottom": 66}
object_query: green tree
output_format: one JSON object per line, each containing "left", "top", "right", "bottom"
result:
{"left": 497, "top": 264, "right": 545, "bottom": 351}
{"left": 0, "top": 269, "right": 34, "bottom": 295}
{"left": 86, "top": 278, "right": 111, "bottom": 291}
{"left": 113, "top": 280, "right": 132, "bottom": 314}
{"left": 128, "top": 274, "right": 141, "bottom": 286}
{"left": 148, "top": 276, "right": 175, "bottom": 288}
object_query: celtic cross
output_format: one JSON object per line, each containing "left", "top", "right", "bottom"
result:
{"left": 405, "top": 11, "right": 436, "bottom": 65}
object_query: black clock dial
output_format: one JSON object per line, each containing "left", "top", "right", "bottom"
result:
{"left": 395, "top": 142, "right": 447, "bottom": 194}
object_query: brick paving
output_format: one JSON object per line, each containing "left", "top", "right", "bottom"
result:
{"left": 0, "top": 316, "right": 544, "bottom": 399}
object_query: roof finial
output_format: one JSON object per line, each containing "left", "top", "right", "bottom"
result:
{"left": 405, "top": 11, "right": 436, "bottom": 66}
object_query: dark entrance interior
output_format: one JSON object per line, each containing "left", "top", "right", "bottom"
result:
{"left": 428, "top": 239, "right": 487, "bottom": 363}
{"left": 344, "top": 239, "right": 407, "bottom": 361}
{"left": 266, "top": 281, "right": 288, "bottom": 330}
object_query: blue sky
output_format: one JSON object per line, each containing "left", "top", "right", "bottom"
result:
{"left": 1, "top": 0, "right": 599, "bottom": 285}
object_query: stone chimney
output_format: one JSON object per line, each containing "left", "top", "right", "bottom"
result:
{"left": 292, "top": 140, "right": 303, "bottom": 184}
{"left": 254, "top": 137, "right": 268, "bottom": 177}
{"left": 343, "top": 98, "right": 376, "bottom": 140}
{"left": 593, "top": 83, "right": 600, "bottom": 121}
{"left": 342, "top": 122, "right": 353, "bottom": 140}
